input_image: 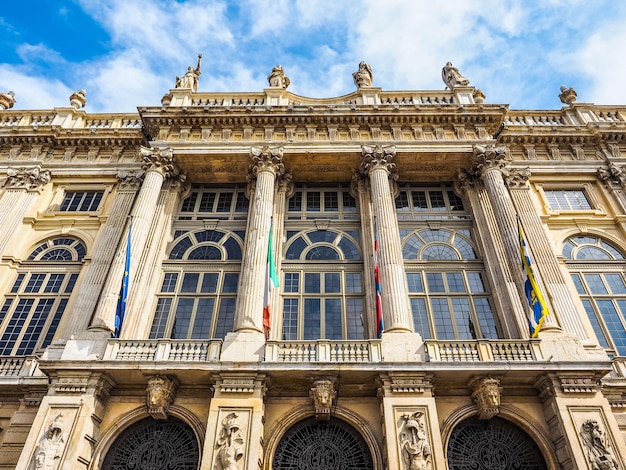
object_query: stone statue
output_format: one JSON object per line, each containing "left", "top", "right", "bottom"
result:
{"left": 267, "top": 65, "right": 290, "bottom": 89}
{"left": 400, "top": 412, "right": 431, "bottom": 470}
{"left": 146, "top": 375, "right": 177, "bottom": 420}
{"left": 0, "top": 90, "right": 16, "bottom": 110}
{"left": 559, "top": 85, "right": 577, "bottom": 105}
{"left": 176, "top": 54, "right": 202, "bottom": 92}
{"left": 34, "top": 414, "right": 65, "bottom": 470}
{"left": 309, "top": 377, "right": 336, "bottom": 420}
{"left": 353, "top": 61, "right": 373, "bottom": 88}
{"left": 579, "top": 419, "right": 619, "bottom": 470}
{"left": 470, "top": 376, "right": 502, "bottom": 420}
{"left": 214, "top": 413, "right": 245, "bottom": 470}
{"left": 441, "top": 62, "right": 470, "bottom": 89}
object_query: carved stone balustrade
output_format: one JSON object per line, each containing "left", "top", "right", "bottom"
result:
{"left": 425, "top": 340, "right": 545, "bottom": 362}
{"left": 102, "top": 339, "right": 222, "bottom": 362}
{"left": 265, "top": 340, "right": 382, "bottom": 363}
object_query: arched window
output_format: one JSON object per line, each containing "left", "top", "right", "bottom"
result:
{"left": 149, "top": 229, "right": 243, "bottom": 340}
{"left": 402, "top": 228, "right": 499, "bottom": 340}
{"left": 282, "top": 229, "right": 364, "bottom": 340}
{"left": 0, "top": 237, "right": 86, "bottom": 355}
{"left": 563, "top": 235, "right": 626, "bottom": 356}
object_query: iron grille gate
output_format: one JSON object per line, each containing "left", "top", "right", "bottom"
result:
{"left": 273, "top": 417, "right": 373, "bottom": 470}
{"left": 102, "top": 417, "right": 199, "bottom": 470}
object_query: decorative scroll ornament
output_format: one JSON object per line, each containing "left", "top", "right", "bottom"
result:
{"left": 469, "top": 144, "right": 510, "bottom": 178}
{"left": 248, "top": 145, "right": 285, "bottom": 181}
{"left": 146, "top": 375, "right": 178, "bottom": 420}
{"left": 214, "top": 413, "right": 245, "bottom": 470}
{"left": 116, "top": 169, "right": 145, "bottom": 188}
{"left": 360, "top": 144, "right": 396, "bottom": 174}
{"left": 579, "top": 419, "right": 619, "bottom": 470}
{"left": 400, "top": 411, "right": 432, "bottom": 470}
{"left": 34, "top": 413, "right": 65, "bottom": 470}
{"left": 470, "top": 376, "right": 502, "bottom": 420}
{"left": 0, "top": 90, "right": 16, "bottom": 110}
{"left": 140, "top": 147, "right": 184, "bottom": 180}
{"left": 309, "top": 377, "right": 337, "bottom": 421}
{"left": 5, "top": 166, "right": 51, "bottom": 190}
{"left": 598, "top": 161, "right": 626, "bottom": 188}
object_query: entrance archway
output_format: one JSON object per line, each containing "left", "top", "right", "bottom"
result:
{"left": 273, "top": 416, "right": 373, "bottom": 469}
{"left": 102, "top": 416, "right": 199, "bottom": 470}
{"left": 447, "top": 416, "right": 547, "bottom": 469}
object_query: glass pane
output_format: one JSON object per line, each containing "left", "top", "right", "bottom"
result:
{"left": 200, "top": 273, "right": 218, "bottom": 293}
{"left": 284, "top": 273, "right": 300, "bottom": 293}
{"left": 17, "top": 298, "right": 54, "bottom": 355}
{"left": 215, "top": 193, "right": 231, "bottom": 212}
{"left": 395, "top": 191, "right": 410, "bottom": 211}
{"left": 342, "top": 192, "right": 357, "bottom": 211}
{"left": 324, "top": 299, "right": 342, "bottom": 340}
{"left": 406, "top": 273, "right": 424, "bottom": 293}
{"left": 429, "top": 191, "right": 446, "bottom": 211}
{"left": 44, "top": 274, "right": 64, "bottom": 293}
{"left": 473, "top": 298, "right": 498, "bottom": 339}
{"left": 161, "top": 273, "right": 179, "bottom": 292}
{"left": 65, "top": 273, "right": 78, "bottom": 293}
{"left": 222, "top": 274, "right": 239, "bottom": 293}
{"left": 215, "top": 298, "right": 236, "bottom": 339}
{"left": 285, "top": 236, "right": 307, "bottom": 260}
{"left": 467, "top": 272, "right": 486, "bottom": 293}
{"left": 307, "top": 192, "right": 321, "bottom": 211}
{"left": 181, "top": 273, "right": 199, "bottom": 293}
{"left": 11, "top": 274, "right": 25, "bottom": 293}
{"left": 410, "top": 298, "right": 431, "bottom": 339}
{"left": 597, "top": 300, "right": 626, "bottom": 355}
{"left": 422, "top": 244, "right": 458, "bottom": 260}
{"left": 149, "top": 298, "right": 172, "bottom": 339}
{"left": 282, "top": 299, "right": 299, "bottom": 341}
{"left": 432, "top": 298, "right": 455, "bottom": 340}
{"left": 606, "top": 274, "right": 626, "bottom": 294}
{"left": 345, "top": 273, "right": 362, "bottom": 293}
{"left": 426, "top": 273, "right": 445, "bottom": 293}
{"left": 42, "top": 298, "right": 67, "bottom": 348}
{"left": 325, "top": 273, "right": 341, "bottom": 293}
{"left": 199, "top": 193, "right": 216, "bottom": 211}
{"left": 191, "top": 298, "right": 215, "bottom": 339}
{"left": 346, "top": 299, "right": 364, "bottom": 340}
{"left": 24, "top": 274, "right": 45, "bottom": 293}
{"left": 324, "top": 192, "right": 338, "bottom": 211}
{"left": 180, "top": 192, "right": 198, "bottom": 212}
{"left": 305, "top": 273, "right": 321, "bottom": 293}
{"left": 452, "top": 298, "right": 473, "bottom": 339}
{"left": 447, "top": 191, "right": 465, "bottom": 211}
{"left": 303, "top": 299, "right": 321, "bottom": 340}
{"left": 172, "top": 299, "right": 194, "bottom": 338}
{"left": 288, "top": 191, "right": 302, "bottom": 211}
{"left": 585, "top": 274, "right": 608, "bottom": 295}
{"left": 446, "top": 273, "right": 466, "bottom": 293}
{"left": 582, "top": 300, "right": 610, "bottom": 349}
{"left": 0, "top": 299, "right": 34, "bottom": 355}
{"left": 571, "top": 274, "right": 586, "bottom": 295}
{"left": 411, "top": 191, "right": 428, "bottom": 211}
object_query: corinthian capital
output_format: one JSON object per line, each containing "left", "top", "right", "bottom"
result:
{"left": 140, "top": 147, "right": 182, "bottom": 179}
{"left": 504, "top": 168, "right": 531, "bottom": 188}
{"left": 248, "top": 145, "right": 285, "bottom": 180}
{"left": 4, "top": 166, "right": 51, "bottom": 190}
{"left": 360, "top": 144, "right": 396, "bottom": 174}
{"left": 598, "top": 161, "right": 626, "bottom": 188}
{"left": 470, "top": 144, "right": 510, "bottom": 178}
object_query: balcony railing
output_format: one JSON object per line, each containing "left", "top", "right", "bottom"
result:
{"left": 0, "top": 356, "right": 40, "bottom": 377}
{"left": 102, "top": 339, "right": 222, "bottom": 362}
{"left": 265, "top": 340, "right": 382, "bottom": 363}
{"left": 425, "top": 340, "right": 544, "bottom": 362}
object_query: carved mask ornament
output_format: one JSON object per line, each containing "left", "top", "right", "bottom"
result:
{"left": 309, "top": 377, "right": 337, "bottom": 421}
{"left": 470, "top": 376, "right": 502, "bottom": 420}
{"left": 146, "top": 375, "right": 178, "bottom": 420}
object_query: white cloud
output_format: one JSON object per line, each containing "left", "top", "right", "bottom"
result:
{"left": 0, "top": 65, "right": 73, "bottom": 110}
{"left": 16, "top": 43, "right": 66, "bottom": 65}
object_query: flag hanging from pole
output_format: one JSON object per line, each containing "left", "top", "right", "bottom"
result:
{"left": 518, "top": 216, "right": 549, "bottom": 337}
{"left": 263, "top": 222, "right": 279, "bottom": 339}
{"left": 115, "top": 218, "right": 132, "bottom": 338}
{"left": 374, "top": 218, "right": 384, "bottom": 338}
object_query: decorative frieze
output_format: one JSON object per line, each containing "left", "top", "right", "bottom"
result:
{"left": 146, "top": 375, "right": 178, "bottom": 420}
{"left": 216, "top": 377, "right": 256, "bottom": 394}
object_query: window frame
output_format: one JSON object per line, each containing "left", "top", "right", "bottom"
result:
{"left": 536, "top": 183, "right": 604, "bottom": 216}
{"left": 46, "top": 184, "right": 112, "bottom": 216}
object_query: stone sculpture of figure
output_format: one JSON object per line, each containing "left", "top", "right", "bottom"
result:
{"left": 267, "top": 65, "right": 290, "bottom": 89}
{"left": 353, "top": 61, "right": 373, "bottom": 88}
{"left": 559, "top": 85, "right": 578, "bottom": 105}
{"left": 176, "top": 54, "right": 202, "bottom": 92}
{"left": 579, "top": 419, "right": 619, "bottom": 470}
{"left": 0, "top": 90, "right": 16, "bottom": 110}
{"left": 214, "top": 413, "right": 245, "bottom": 470}
{"left": 400, "top": 412, "right": 431, "bottom": 470}
{"left": 34, "top": 414, "right": 65, "bottom": 470}
{"left": 441, "top": 62, "right": 470, "bottom": 89}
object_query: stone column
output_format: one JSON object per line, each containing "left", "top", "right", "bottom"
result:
{"left": 468, "top": 145, "right": 560, "bottom": 335}
{"left": 221, "top": 146, "right": 285, "bottom": 361}
{"left": 0, "top": 166, "right": 51, "bottom": 254}
{"left": 360, "top": 145, "right": 413, "bottom": 333}
{"left": 54, "top": 171, "right": 142, "bottom": 340}
{"left": 91, "top": 147, "right": 181, "bottom": 334}
{"left": 378, "top": 373, "right": 444, "bottom": 470}
{"left": 455, "top": 175, "right": 527, "bottom": 338}
{"left": 508, "top": 169, "right": 593, "bottom": 342}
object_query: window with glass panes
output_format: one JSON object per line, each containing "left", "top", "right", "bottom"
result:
{"left": 282, "top": 229, "right": 364, "bottom": 340}
{"left": 59, "top": 191, "right": 104, "bottom": 212}
{"left": 150, "top": 229, "right": 243, "bottom": 340}
{"left": 402, "top": 227, "right": 499, "bottom": 340}
{"left": 0, "top": 237, "right": 85, "bottom": 356}
{"left": 287, "top": 184, "right": 358, "bottom": 220}
{"left": 395, "top": 184, "right": 468, "bottom": 220}
{"left": 544, "top": 190, "right": 592, "bottom": 211}
{"left": 177, "top": 185, "right": 248, "bottom": 220}
{"left": 564, "top": 235, "right": 626, "bottom": 356}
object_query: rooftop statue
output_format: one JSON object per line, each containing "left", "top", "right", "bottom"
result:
{"left": 353, "top": 61, "right": 373, "bottom": 88}
{"left": 0, "top": 90, "right": 16, "bottom": 110}
{"left": 175, "top": 54, "right": 202, "bottom": 92}
{"left": 69, "top": 90, "right": 87, "bottom": 109}
{"left": 267, "top": 65, "right": 290, "bottom": 89}
{"left": 442, "top": 61, "right": 470, "bottom": 89}
{"left": 559, "top": 85, "right": 577, "bottom": 105}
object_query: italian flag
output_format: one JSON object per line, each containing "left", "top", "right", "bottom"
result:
{"left": 263, "top": 223, "right": 279, "bottom": 339}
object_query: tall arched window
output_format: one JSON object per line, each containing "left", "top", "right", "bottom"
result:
{"left": 564, "top": 235, "right": 626, "bottom": 356}
{"left": 149, "top": 229, "right": 243, "bottom": 340}
{"left": 282, "top": 229, "right": 364, "bottom": 340}
{"left": 0, "top": 237, "right": 86, "bottom": 355}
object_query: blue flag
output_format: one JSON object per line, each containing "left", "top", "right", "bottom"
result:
{"left": 115, "top": 219, "right": 132, "bottom": 338}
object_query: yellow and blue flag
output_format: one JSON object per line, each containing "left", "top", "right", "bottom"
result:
{"left": 115, "top": 218, "right": 132, "bottom": 338}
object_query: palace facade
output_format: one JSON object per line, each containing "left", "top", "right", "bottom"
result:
{"left": 0, "top": 63, "right": 626, "bottom": 469}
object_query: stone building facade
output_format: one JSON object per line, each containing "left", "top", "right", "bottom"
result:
{"left": 0, "top": 63, "right": 625, "bottom": 469}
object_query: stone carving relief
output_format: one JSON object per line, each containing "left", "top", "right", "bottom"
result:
{"left": 4, "top": 166, "right": 51, "bottom": 190}
{"left": 309, "top": 377, "right": 337, "bottom": 421}
{"left": 353, "top": 61, "right": 373, "bottom": 88}
{"left": 400, "top": 411, "right": 432, "bottom": 470}
{"left": 579, "top": 419, "right": 619, "bottom": 470}
{"left": 267, "top": 65, "right": 290, "bottom": 89}
{"left": 442, "top": 62, "right": 470, "bottom": 89}
{"left": 146, "top": 375, "right": 178, "bottom": 420}
{"left": 470, "top": 376, "right": 502, "bottom": 420}
{"left": 598, "top": 161, "right": 626, "bottom": 188}
{"left": 33, "top": 413, "right": 65, "bottom": 470}
{"left": 214, "top": 412, "right": 245, "bottom": 470}
{"left": 0, "top": 90, "right": 16, "bottom": 110}
{"left": 175, "top": 54, "right": 202, "bottom": 92}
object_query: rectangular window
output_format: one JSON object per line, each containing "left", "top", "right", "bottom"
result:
{"left": 59, "top": 191, "right": 103, "bottom": 211}
{"left": 178, "top": 185, "right": 248, "bottom": 220}
{"left": 395, "top": 184, "right": 467, "bottom": 220}
{"left": 544, "top": 190, "right": 592, "bottom": 211}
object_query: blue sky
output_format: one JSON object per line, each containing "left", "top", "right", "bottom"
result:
{"left": 1, "top": 0, "right": 626, "bottom": 113}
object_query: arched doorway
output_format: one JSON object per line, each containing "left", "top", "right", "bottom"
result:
{"left": 447, "top": 416, "right": 547, "bottom": 469}
{"left": 102, "top": 416, "right": 199, "bottom": 470}
{"left": 273, "top": 416, "right": 373, "bottom": 469}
